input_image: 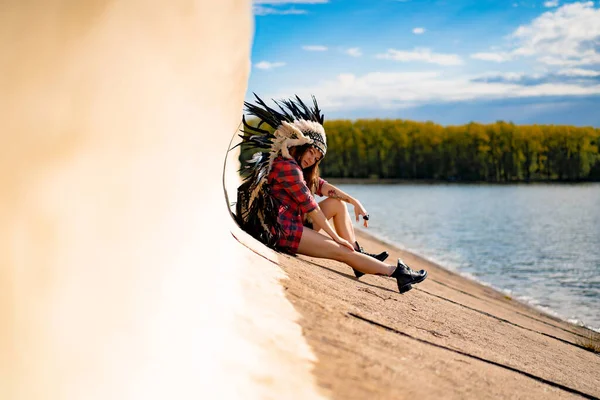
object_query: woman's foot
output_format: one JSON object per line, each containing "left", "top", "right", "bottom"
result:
{"left": 352, "top": 241, "right": 389, "bottom": 278}
{"left": 391, "top": 259, "right": 427, "bottom": 293}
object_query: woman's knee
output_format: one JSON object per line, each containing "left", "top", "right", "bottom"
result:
{"left": 331, "top": 198, "right": 346, "bottom": 213}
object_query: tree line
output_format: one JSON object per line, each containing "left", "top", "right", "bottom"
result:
{"left": 319, "top": 120, "right": 600, "bottom": 182}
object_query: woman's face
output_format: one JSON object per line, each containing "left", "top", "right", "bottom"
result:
{"left": 300, "top": 146, "right": 323, "bottom": 169}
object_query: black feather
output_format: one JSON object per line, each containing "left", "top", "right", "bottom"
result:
{"left": 233, "top": 94, "right": 324, "bottom": 251}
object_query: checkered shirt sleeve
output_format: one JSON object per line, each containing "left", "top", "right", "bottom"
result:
{"left": 316, "top": 178, "right": 327, "bottom": 197}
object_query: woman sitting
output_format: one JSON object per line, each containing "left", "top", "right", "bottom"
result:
{"left": 235, "top": 95, "right": 427, "bottom": 293}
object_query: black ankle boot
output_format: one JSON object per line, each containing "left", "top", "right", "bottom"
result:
{"left": 352, "top": 241, "right": 389, "bottom": 279}
{"left": 391, "top": 259, "right": 427, "bottom": 293}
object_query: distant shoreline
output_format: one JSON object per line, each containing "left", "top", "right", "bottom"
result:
{"left": 325, "top": 177, "right": 600, "bottom": 185}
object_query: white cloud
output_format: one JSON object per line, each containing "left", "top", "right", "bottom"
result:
{"left": 472, "top": 69, "right": 600, "bottom": 85}
{"left": 470, "top": 52, "right": 514, "bottom": 62}
{"left": 253, "top": 0, "right": 327, "bottom": 15}
{"left": 475, "top": 71, "right": 528, "bottom": 81}
{"left": 557, "top": 68, "right": 600, "bottom": 77}
{"left": 254, "top": 61, "right": 286, "bottom": 70}
{"left": 543, "top": 0, "right": 559, "bottom": 7}
{"left": 412, "top": 27, "right": 426, "bottom": 34}
{"left": 302, "top": 45, "right": 328, "bottom": 51}
{"left": 376, "top": 48, "right": 463, "bottom": 66}
{"left": 511, "top": 2, "right": 600, "bottom": 67}
{"left": 274, "top": 70, "right": 600, "bottom": 111}
{"left": 471, "top": 2, "right": 600, "bottom": 69}
{"left": 345, "top": 47, "right": 363, "bottom": 57}
{"left": 254, "top": 6, "right": 308, "bottom": 15}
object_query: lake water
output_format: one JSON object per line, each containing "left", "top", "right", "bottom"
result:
{"left": 335, "top": 183, "right": 600, "bottom": 331}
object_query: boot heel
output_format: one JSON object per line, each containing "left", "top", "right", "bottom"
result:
{"left": 398, "top": 283, "right": 413, "bottom": 294}
{"left": 355, "top": 241, "right": 389, "bottom": 263}
{"left": 352, "top": 268, "right": 365, "bottom": 279}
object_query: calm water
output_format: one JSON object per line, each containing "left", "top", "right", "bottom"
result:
{"left": 336, "top": 183, "right": 600, "bottom": 331}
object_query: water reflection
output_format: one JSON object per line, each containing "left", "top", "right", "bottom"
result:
{"left": 337, "top": 183, "right": 600, "bottom": 330}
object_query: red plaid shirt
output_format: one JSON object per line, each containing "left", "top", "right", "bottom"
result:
{"left": 268, "top": 156, "right": 326, "bottom": 254}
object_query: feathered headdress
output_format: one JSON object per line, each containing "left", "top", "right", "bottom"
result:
{"left": 234, "top": 94, "right": 327, "bottom": 248}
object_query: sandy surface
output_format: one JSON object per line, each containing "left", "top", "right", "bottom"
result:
{"left": 261, "top": 230, "right": 600, "bottom": 399}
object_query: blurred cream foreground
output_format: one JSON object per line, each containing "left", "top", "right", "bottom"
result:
{"left": 0, "top": 1, "right": 323, "bottom": 399}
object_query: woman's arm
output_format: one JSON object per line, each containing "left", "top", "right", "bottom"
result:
{"left": 273, "top": 159, "right": 358, "bottom": 246}
{"left": 320, "top": 181, "right": 370, "bottom": 227}
{"left": 307, "top": 207, "right": 355, "bottom": 251}
{"left": 320, "top": 181, "right": 353, "bottom": 203}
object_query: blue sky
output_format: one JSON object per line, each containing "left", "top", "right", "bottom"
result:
{"left": 247, "top": 0, "right": 600, "bottom": 126}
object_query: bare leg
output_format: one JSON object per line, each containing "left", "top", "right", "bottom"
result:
{"left": 312, "top": 198, "right": 358, "bottom": 249}
{"left": 296, "top": 228, "right": 394, "bottom": 275}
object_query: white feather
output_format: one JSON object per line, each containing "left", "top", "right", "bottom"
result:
{"left": 248, "top": 180, "right": 264, "bottom": 209}
{"left": 274, "top": 121, "right": 303, "bottom": 139}
{"left": 290, "top": 119, "right": 326, "bottom": 146}
{"left": 257, "top": 210, "right": 270, "bottom": 235}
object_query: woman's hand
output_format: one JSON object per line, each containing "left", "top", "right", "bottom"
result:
{"left": 308, "top": 208, "right": 355, "bottom": 251}
{"left": 334, "top": 236, "right": 355, "bottom": 251}
{"left": 352, "top": 199, "right": 369, "bottom": 228}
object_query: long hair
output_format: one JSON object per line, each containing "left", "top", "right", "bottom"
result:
{"left": 289, "top": 144, "right": 322, "bottom": 194}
